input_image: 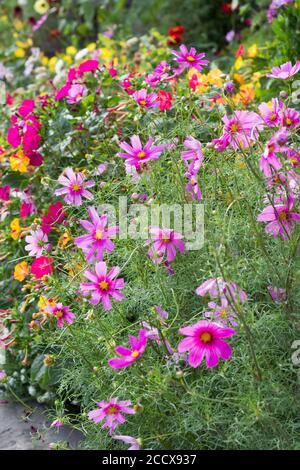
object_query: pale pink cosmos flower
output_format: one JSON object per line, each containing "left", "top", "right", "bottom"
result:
{"left": 171, "top": 44, "right": 209, "bottom": 74}
{"left": 45, "top": 302, "right": 75, "bottom": 329}
{"left": 268, "top": 286, "right": 286, "bottom": 301}
{"left": 74, "top": 207, "right": 118, "bottom": 262}
{"left": 258, "top": 98, "right": 283, "bottom": 127}
{"left": 196, "top": 278, "right": 247, "bottom": 304}
{"left": 222, "top": 110, "right": 263, "bottom": 150}
{"left": 133, "top": 89, "right": 157, "bottom": 108}
{"left": 204, "top": 298, "right": 238, "bottom": 327}
{"left": 185, "top": 171, "right": 202, "bottom": 200}
{"left": 108, "top": 329, "right": 147, "bottom": 369}
{"left": 181, "top": 136, "right": 204, "bottom": 172}
{"left": 178, "top": 320, "right": 236, "bottom": 368}
{"left": 118, "top": 135, "right": 166, "bottom": 168}
{"left": 50, "top": 419, "right": 64, "bottom": 428}
{"left": 25, "top": 228, "right": 48, "bottom": 257}
{"left": 80, "top": 261, "right": 124, "bottom": 310}
{"left": 260, "top": 139, "right": 284, "bottom": 177}
{"left": 257, "top": 195, "right": 300, "bottom": 240}
{"left": 0, "top": 370, "right": 6, "bottom": 380}
{"left": 112, "top": 435, "right": 141, "bottom": 450}
{"left": 88, "top": 398, "right": 135, "bottom": 435}
{"left": 55, "top": 168, "right": 95, "bottom": 206}
{"left": 266, "top": 61, "right": 300, "bottom": 80}
{"left": 147, "top": 227, "right": 185, "bottom": 263}
{"left": 66, "top": 84, "right": 88, "bottom": 104}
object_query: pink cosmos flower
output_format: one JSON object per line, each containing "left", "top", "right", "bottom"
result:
{"left": 258, "top": 98, "right": 282, "bottom": 127}
{"left": 147, "top": 227, "right": 185, "bottom": 263}
{"left": 112, "top": 435, "right": 141, "bottom": 450}
{"left": 118, "top": 135, "right": 166, "bottom": 169}
{"left": 185, "top": 171, "right": 202, "bottom": 200}
{"left": 172, "top": 44, "right": 209, "bottom": 74}
{"left": 0, "top": 186, "right": 10, "bottom": 201}
{"left": 266, "top": 61, "right": 300, "bottom": 80}
{"left": 260, "top": 139, "right": 284, "bottom": 177}
{"left": 268, "top": 286, "right": 286, "bottom": 301}
{"left": 50, "top": 419, "right": 64, "bottom": 428}
{"left": 181, "top": 136, "right": 204, "bottom": 172}
{"left": 18, "top": 99, "right": 35, "bottom": 117}
{"left": 204, "top": 298, "right": 238, "bottom": 327}
{"left": 45, "top": 302, "right": 75, "bottom": 329}
{"left": 75, "top": 207, "right": 118, "bottom": 262}
{"left": 25, "top": 228, "right": 49, "bottom": 257}
{"left": 196, "top": 278, "right": 247, "bottom": 304}
{"left": 281, "top": 107, "right": 300, "bottom": 129}
{"left": 66, "top": 84, "right": 88, "bottom": 104}
{"left": 154, "top": 61, "right": 171, "bottom": 77}
{"left": 108, "top": 329, "right": 147, "bottom": 369}
{"left": 77, "top": 59, "right": 99, "bottom": 75}
{"left": 257, "top": 195, "right": 300, "bottom": 240}
{"left": 55, "top": 168, "right": 95, "bottom": 206}
{"left": 88, "top": 398, "right": 135, "bottom": 435}
{"left": 215, "top": 110, "right": 263, "bottom": 150}
{"left": 0, "top": 370, "right": 7, "bottom": 381}
{"left": 80, "top": 261, "right": 125, "bottom": 310}
{"left": 133, "top": 89, "right": 157, "bottom": 108}
{"left": 178, "top": 320, "right": 236, "bottom": 368}
{"left": 30, "top": 256, "right": 54, "bottom": 278}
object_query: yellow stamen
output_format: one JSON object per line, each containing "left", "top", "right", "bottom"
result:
{"left": 137, "top": 151, "right": 145, "bottom": 159}
{"left": 285, "top": 118, "right": 292, "bottom": 126}
{"left": 131, "top": 350, "right": 139, "bottom": 357}
{"left": 187, "top": 55, "right": 195, "bottom": 62}
{"left": 139, "top": 100, "right": 147, "bottom": 106}
{"left": 107, "top": 406, "right": 118, "bottom": 414}
{"left": 279, "top": 211, "right": 287, "bottom": 220}
{"left": 230, "top": 123, "right": 239, "bottom": 132}
{"left": 200, "top": 332, "right": 212, "bottom": 343}
{"left": 55, "top": 310, "right": 64, "bottom": 318}
{"left": 72, "top": 183, "right": 81, "bottom": 191}
{"left": 95, "top": 230, "right": 103, "bottom": 240}
{"left": 99, "top": 280, "right": 109, "bottom": 290}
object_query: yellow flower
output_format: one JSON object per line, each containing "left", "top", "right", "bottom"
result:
{"left": 48, "top": 56, "right": 58, "bottom": 72}
{"left": 34, "top": 0, "right": 49, "bottom": 15}
{"left": 251, "top": 71, "right": 262, "bottom": 83}
{"left": 16, "top": 39, "right": 33, "bottom": 49}
{"left": 247, "top": 44, "right": 258, "bottom": 59}
{"left": 15, "top": 48, "right": 25, "bottom": 58}
{"left": 233, "top": 73, "right": 245, "bottom": 85}
{"left": 58, "top": 231, "right": 72, "bottom": 248}
{"left": 207, "top": 68, "right": 224, "bottom": 87}
{"left": 234, "top": 56, "right": 244, "bottom": 70}
{"left": 66, "top": 46, "right": 77, "bottom": 56}
{"left": 40, "top": 54, "right": 49, "bottom": 66}
{"left": 62, "top": 54, "right": 72, "bottom": 65}
{"left": 10, "top": 218, "right": 21, "bottom": 240}
{"left": 14, "top": 19, "right": 23, "bottom": 31}
{"left": 87, "top": 42, "right": 96, "bottom": 52}
{"left": 10, "top": 150, "right": 30, "bottom": 173}
{"left": 99, "top": 47, "right": 113, "bottom": 61}
{"left": 14, "top": 261, "right": 30, "bottom": 282}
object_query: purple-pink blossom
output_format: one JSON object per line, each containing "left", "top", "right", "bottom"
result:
{"left": 266, "top": 61, "right": 300, "bottom": 80}
{"left": 25, "top": 228, "right": 49, "bottom": 257}
{"left": 108, "top": 329, "right": 147, "bottom": 369}
{"left": 80, "top": 261, "right": 125, "bottom": 310}
{"left": 88, "top": 398, "right": 135, "bottom": 435}
{"left": 258, "top": 98, "right": 282, "bottom": 127}
{"left": 75, "top": 207, "right": 118, "bottom": 262}
{"left": 45, "top": 302, "right": 75, "bottom": 329}
{"left": 118, "top": 135, "right": 166, "bottom": 169}
{"left": 133, "top": 89, "right": 157, "bottom": 108}
{"left": 66, "top": 84, "right": 88, "bottom": 104}
{"left": 55, "top": 167, "right": 94, "bottom": 206}
{"left": 204, "top": 298, "right": 238, "bottom": 327}
{"left": 196, "top": 278, "right": 247, "bottom": 304}
{"left": 257, "top": 195, "right": 300, "bottom": 240}
{"left": 172, "top": 44, "right": 209, "bottom": 74}
{"left": 112, "top": 435, "right": 141, "bottom": 450}
{"left": 178, "top": 320, "right": 236, "bottom": 368}
{"left": 147, "top": 227, "right": 185, "bottom": 263}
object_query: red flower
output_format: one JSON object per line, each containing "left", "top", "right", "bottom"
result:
{"left": 168, "top": 25, "right": 185, "bottom": 45}
{"left": 157, "top": 90, "right": 172, "bottom": 110}
{"left": 31, "top": 256, "right": 54, "bottom": 279}
{"left": 235, "top": 44, "right": 245, "bottom": 58}
{"left": 41, "top": 202, "right": 65, "bottom": 234}
{"left": 221, "top": 3, "right": 232, "bottom": 13}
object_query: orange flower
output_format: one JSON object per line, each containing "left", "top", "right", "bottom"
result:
{"left": 13, "top": 261, "right": 30, "bottom": 281}
{"left": 10, "top": 150, "right": 30, "bottom": 173}
{"left": 10, "top": 218, "right": 21, "bottom": 240}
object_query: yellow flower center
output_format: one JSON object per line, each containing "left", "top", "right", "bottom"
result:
{"left": 270, "top": 113, "right": 277, "bottom": 121}
{"left": 95, "top": 230, "right": 103, "bottom": 240}
{"left": 230, "top": 123, "right": 239, "bottom": 132}
{"left": 162, "top": 235, "right": 170, "bottom": 243}
{"left": 107, "top": 406, "right": 118, "bottom": 414}
{"left": 200, "top": 332, "right": 213, "bottom": 343}
{"left": 99, "top": 280, "right": 109, "bottom": 290}
{"left": 269, "top": 145, "right": 275, "bottom": 152}
{"left": 187, "top": 55, "right": 195, "bottom": 62}
{"left": 291, "top": 157, "right": 298, "bottom": 164}
{"left": 72, "top": 183, "right": 81, "bottom": 191}
{"left": 285, "top": 118, "right": 292, "bottom": 126}
{"left": 131, "top": 350, "right": 139, "bottom": 357}
{"left": 55, "top": 310, "right": 64, "bottom": 318}
{"left": 220, "top": 309, "right": 227, "bottom": 318}
{"left": 137, "top": 151, "right": 146, "bottom": 159}
{"left": 139, "top": 100, "right": 147, "bottom": 106}
{"left": 279, "top": 211, "right": 287, "bottom": 220}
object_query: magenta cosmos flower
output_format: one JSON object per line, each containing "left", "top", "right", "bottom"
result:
{"left": 108, "top": 329, "right": 147, "bottom": 369}
{"left": 45, "top": 302, "right": 75, "bottom": 329}
{"left": 66, "top": 84, "right": 88, "bottom": 104}
{"left": 266, "top": 61, "right": 300, "bottom": 80}
{"left": 80, "top": 261, "right": 124, "bottom": 310}
{"left": 217, "top": 110, "right": 263, "bottom": 150}
{"left": 75, "top": 207, "right": 118, "bottom": 262}
{"left": 178, "top": 320, "right": 236, "bottom": 368}
{"left": 133, "top": 89, "right": 157, "bottom": 108}
{"left": 204, "top": 298, "right": 238, "bottom": 327}
{"left": 55, "top": 167, "right": 95, "bottom": 206}
{"left": 172, "top": 44, "right": 209, "bottom": 74}
{"left": 181, "top": 135, "right": 204, "bottom": 172}
{"left": 88, "top": 398, "right": 135, "bottom": 435}
{"left": 118, "top": 135, "right": 166, "bottom": 168}
{"left": 259, "top": 98, "right": 283, "bottom": 127}
{"left": 25, "top": 228, "right": 49, "bottom": 257}
{"left": 148, "top": 227, "right": 185, "bottom": 263}
{"left": 257, "top": 195, "right": 300, "bottom": 240}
